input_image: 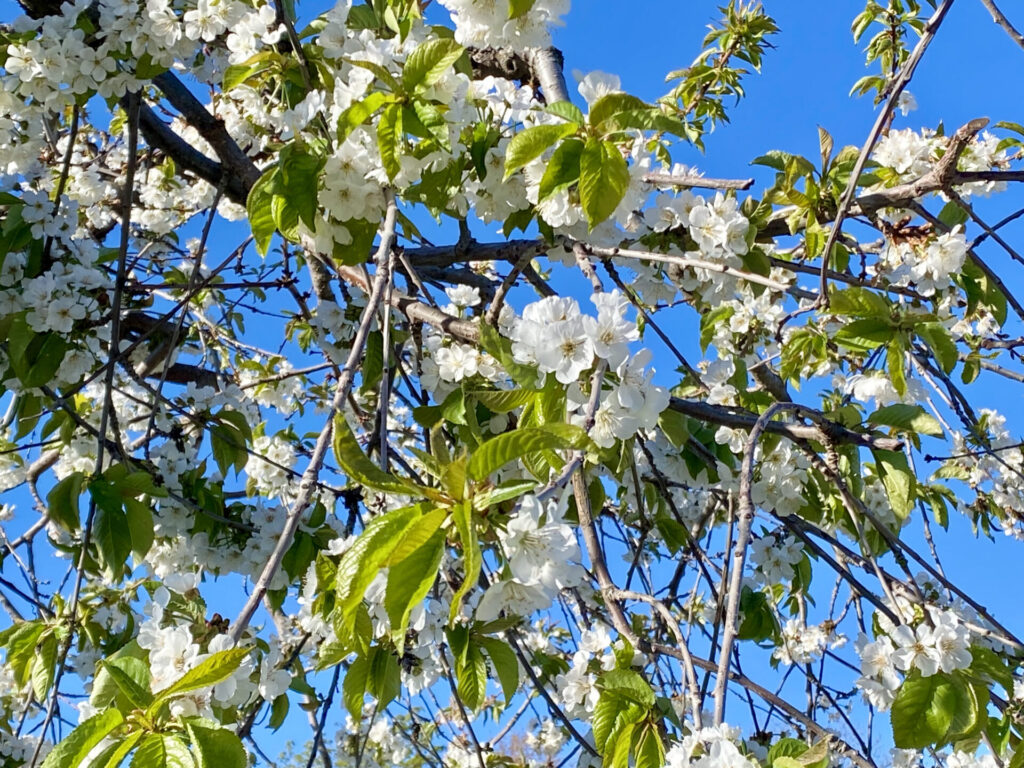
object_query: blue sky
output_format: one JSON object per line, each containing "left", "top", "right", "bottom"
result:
{"left": 552, "top": 1, "right": 1023, "bottom": 180}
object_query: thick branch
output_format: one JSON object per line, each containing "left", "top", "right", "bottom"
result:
{"left": 135, "top": 101, "right": 251, "bottom": 203}
{"left": 758, "top": 117, "right": 996, "bottom": 239}
{"left": 466, "top": 47, "right": 535, "bottom": 83}
{"left": 668, "top": 398, "right": 902, "bottom": 452}
{"left": 153, "top": 72, "right": 262, "bottom": 193}
{"left": 466, "top": 46, "right": 569, "bottom": 103}
{"left": 524, "top": 47, "right": 569, "bottom": 103}
{"left": 854, "top": 117, "right": 991, "bottom": 215}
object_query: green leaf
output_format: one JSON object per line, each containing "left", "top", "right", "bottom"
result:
{"left": 872, "top": 448, "right": 915, "bottom": 522}
{"left": 41, "top": 709, "right": 124, "bottom": 768}
{"left": 503, "top": 123, "right": 578, "bottom": 180}
{"left": 96, "top": 657, "right": 153, "bottom": 711}
{"left": 409, "top": 100, "right": 450, "bottom": 149}
{"left": 385, "top": 527, "right": 445, "bottom": 650}
{"left": 268, "top": 693, "right": 289, "bottom": 730}
{"left": 90, "top": 642, "right": 151, "bottom": 710}
{"left": 596, "top": 669, "right": 655, "bottom": 708}
{"left": 334, "top": 504, "right": 425, "bottom": 634}
{"left": 222, "top": 51, "right": 275, "bottom": 92}
{"left": 938, "top": 200, "right": 968, "bottom": 228}
{"left": 247, "top": 168, "right": 277, "bottom": 257}
{"left": 151, "top": 648, "right": 251, "bottom": 708}
{"left": 278, "top": 143, "right": 323, "bottom": 230}
{"left": 98, "top": 732, "right": 143, "bottom": 768}
{"left": 346, "top": 58, "right": 400, "bottom": 91}
{"left": 507, "top": 0, "right": 536, "bottom": 18}
{"left": 2, "top": 621, "right": 45, "bottom": 686}
{"left": 129, "top": 734, "right": 194, "bottom": 768}
{"left": 587, "top": 92, "right": 647, "bottom": 131}
{"left": 945, "top": 672, "right": 981, "bottom": 742}
{"left": 891, "top": 671, "right": 957, "bottom": 749}
{"left": 449, "top": 499, "right": 480, "bottom": 621}
{"left": 538, "top": 138, "right": 583, "bottom": 202}
{"left": 479, "top": 637, "right": 519, "bottom": 704}
{"left": 455, "top": 642, "right": 488, "bottom": 711}
{"left": 92, "top": 505, "right": 132, "bottom": 578}
{"left": 337, "top": 91, "right": 389, "bottom": 141}
{"left": 579, "top": 138, "right": 630, "bottom": 229}
{"left": 367, "top": 646, "right": 401, "bottom": 708}
{"left": 124, "top": 499, "right": 155, "bottom": 559}
{"left": 752, "top": 149, "right": 795, "bottom": 172}
{"left": 592, "top": 694, "right": 619, "bottom": 751}
{"left": 817, "top": 125, "right": 834, "bottom": 169}
{"left": 21, "top": 333, "right": 68, "bottom": 388}
{"left": 634, "top": 724, "right": 665, "bottom": 768}
{"left": 867, "top": 404, "right": 943, "bottom": 437}
{"left": 184, "top": 718, "right": 248, "bottom": 768}
{"left": 700, "top": 305, "right": 735, "bottom": 352}
{"left": 658, "top": 409, "right": 690, "bottom": 449}
{"left": 478, "top": 322, "right": 538, "bottom": 388}
{"left": 31, "top": 632, "right": 57, "bottom": 702}
{"left": 609, "top": 720, "right": 636, "bottom": 768}
{"left": 47, "top": 472, "right": 84, "bottom": 533}
{"left": 546, "top": 102, "right": 584, "bottom": 124}
{"left": 968, "top": 645, "right": 1013, "bottom": 692}
{"left": 359, "top": 331, "right": 384, "bottom": 394}
{"left": 611, "top": 109, "right": 692, "bottom": 137}
{"left": 834, "top": 317, "right": 892, "bottom": 352}
{"left": 332, "top": 415, "right": 419, "bottom": 495}
{"left": 794, "top": 741, "right": 830, "bottom": 768}
{"left": 888, "top": 336, "right": 907, "bottom": 396}
{"left": 467, "top": 427, "right": 570, "bottom": 480}
{"left": 737, "top": 586, "right": 778, "bottom": 641}
{"left": 377, "top": 101, "right": 403, "bottom": 181}
{"left": 467, "top": 388, "right": 538, "bottom": 413}
{"left": 476, "top": 478, "right": 537, "bottom": 508}
{"left": 403, "top": 38, "right": 464, "bottom": 93}
{"left": 343, "top": 655, "right": 369, "bottom": 720}
{"left": 384, "top": 507, "right": 448, "bottom": 566}
{"left": 917, "top": 322, "right": 958, "bottom": 374}
{"left": 6, "top": 315, "right": 69, "bottom": 389}
{"left": 767, "top": 738, "right": 811, "bottom": 766}
{"left": 829, "top": 286, "right": 891, "bottom": 317}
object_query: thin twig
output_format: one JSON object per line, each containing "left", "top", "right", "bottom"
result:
{"left": 230, "top": 192, "right": 399, "bottom": 641}
{"left": 642, "top": 172, "right": 754, "bottom": 190}
{"left": 29, "top": 92, "right": 141, "bottom": 768}
{"left": 979, "top": 0, "right": 1024, "bottom": 50}
{"left": 714, "top": 402, "right": 801, "bottom": 725}
{"left": 814, "top": 0, "right": 957, "bottom": 308}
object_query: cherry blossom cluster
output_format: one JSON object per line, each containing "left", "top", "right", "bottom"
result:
{"left": 437, "top": 0, "right": 569, "bottom": 49}
{"left": 855, "top": 605, "right": 974, "bottom": 710}
{"left": 478, "top": 493, "right": 585, "bottom": 621}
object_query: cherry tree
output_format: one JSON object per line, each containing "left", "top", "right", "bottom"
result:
{"left": 2, "top": 1, "right": 1024, "bottom": 767}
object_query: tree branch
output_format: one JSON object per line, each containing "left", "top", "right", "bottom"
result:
{"left": 229, "top": 194, "right": 399, "bottom": 641}
{"left": 978, "top": 0, "right": 1024, "bottom": 51}
{"left": 643, "top": 173, "right": 754, "bottom": 191}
